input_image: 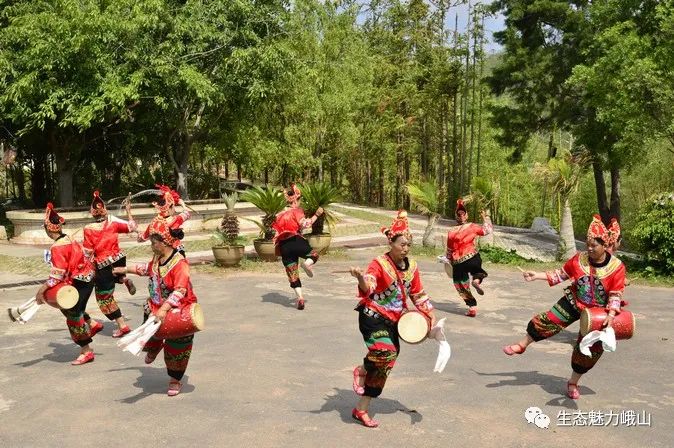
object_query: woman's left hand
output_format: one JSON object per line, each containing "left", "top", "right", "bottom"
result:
{"left": 154, "top": 306, "right": 170, "bottom": 323}
{"left": 602, "top": 314, "right": 615, "bottom": 328}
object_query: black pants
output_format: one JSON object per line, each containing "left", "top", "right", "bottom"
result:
{"left": 279, "top": 235, "right": 319, "bottom": 288}
{"left": 60, "top": 279, "right": 95, "bottom": 347}
{"left": 93, "top": 258, "right": 126, "bottom": 320}
{"left": 452, "top": 253, "right": 488, "bottom": 307}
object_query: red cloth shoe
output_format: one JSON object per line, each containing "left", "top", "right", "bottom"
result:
{"left": 352, "top": 408, "right": 379, "bottom": 428}
{"left": 472, "top": 279, "right": 484, "bottom": 295}
{"left": 296, "top": 298, "right": 305, "bottom": 310}
{"left": 352, "top": 366, "right": 365, "bottom": 396}
{"left": 567, "top": 382, "right": 580, "bottom": 400}
{"left": 89, "top": 321, "right": 104, "bottom": 337}
{"left": 112, "top": 326, "right": 131, "bottom": 338}
{"left": 168, "top": 379, "right": 182, "bottom": 397}
{"left": 465, "top": 308, "right": 477, "bottom": 317}
{"left": 503, "top": 343, "right": 526, "bottom": 356}
{"left": 71, "top": 351, "right": 95, "bottom": 366}
{"left": 124, "top": 278, "right": 137, "bottom": 295}
{"left": 145, "top": 352, "right": 158, "bottom": 364}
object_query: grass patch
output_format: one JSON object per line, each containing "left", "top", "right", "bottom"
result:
{"left": 332, "top": 205, "right": 426, "bottom": 230}
{"left": 0, "top": 254, "right": 45, "bottom": 276}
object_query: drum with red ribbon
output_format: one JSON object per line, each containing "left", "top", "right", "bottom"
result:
{"left": 154, "top": 303, "right": 205, "bottom": 339}
{"left": 580, "top": 307, "right": 635, "bottom": 340}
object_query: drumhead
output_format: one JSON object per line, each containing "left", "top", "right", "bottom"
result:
{"left": 56, "top": 285, "right": 79, "bottom": 310}
{"left": 191, "top": 303, "right": 205, "bottom": 331}
{"left": 398, "top": 311, "right": 429, "bottom": 344}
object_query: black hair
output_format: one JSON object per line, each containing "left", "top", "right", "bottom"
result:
{"left": 43, "top": 223, "right": 65, "bottom": 237}
{"left": 169, "top": 228, "right": 184, "bottom": 240}
{"left": 593, "top": 237, "right": 606, "bottom": 246}
{"left": 149, "top": 233, "right": 165, "bottom": 244}
{"left": 156, "top": 195, "right": 167, "bottom": 206}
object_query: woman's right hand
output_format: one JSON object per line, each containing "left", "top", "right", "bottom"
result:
{"left": 350, "top": 266, "right": 363, "bottom": 279}
{"left": 112, "top": 266, "right": 127, "bottom": 276}
{"left": 522, "top": 271, "right": 538, "bottom": 282}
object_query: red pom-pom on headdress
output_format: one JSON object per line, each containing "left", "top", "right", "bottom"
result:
{"left": 607, "top": 217, "right": 621, "bottom": 247}
{"left": 153, "top": 184, "right": 181, "bottom": 217}
{"left": 455, "top": 198, "right": 467, "bottom": 214}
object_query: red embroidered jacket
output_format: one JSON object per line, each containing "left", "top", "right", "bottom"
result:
{"left": 446, "top": 220, "right": 493, "bottom": 264}
{"left": 133, "top": 251, "right": 197, "bottom": 313}
{"left": 83, "top": 216, "right": 137, "bottom": 268}
{"left": 272, "top": 208, "right": 310, "bottom": 245}
{"left": 46, "top": 236, "right": 94, "bottom": 288}
{"left": 546, "top": 252, "right": 626, "bottom": 313}
{"left": 357, "top": 255, "right": 434, "bottom": 323}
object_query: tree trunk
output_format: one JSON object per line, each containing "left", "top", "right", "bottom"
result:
{"left": 610, "top": 167, "right": 621, "bottom": 222}
{"left": 558, "top": 197, "right": 576, "bottom": 260}
{"left": 422, "top": 214, "right": 440, "bottom": 248}
{"left": 592, "top": 160, "right": 610, "bottom": 223}
{"left": 55, "top": 153, "right": 74, "bottom": 207}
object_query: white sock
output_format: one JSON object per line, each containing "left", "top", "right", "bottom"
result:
{"left": 293, "top": 287, "right": 303, "bottom": 299}
{"left": 304, "top": 259, "right": 314, "bottom": 268}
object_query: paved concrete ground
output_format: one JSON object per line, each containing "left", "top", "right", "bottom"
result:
{"left": 1, "top": 249, "right": 672, "bottom": 448}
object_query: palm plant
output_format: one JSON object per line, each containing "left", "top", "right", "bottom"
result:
{"left": 240, "top": 186, "right": 286, "bottom": 241}
{"left": 298, "top": 182, "right": 341, "bottom": 235}
{"left": 406, "top": 180, "right": 441, "bottom": 247}
{"left": 534, "top": 150, "right": 590, "bottom": 260}
{"left": 464, "top": 177, "right": 500, "bottom": 246}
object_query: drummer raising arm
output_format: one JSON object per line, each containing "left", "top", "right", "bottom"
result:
{"left": 113, "top": 228, "right": 198, "bottom": 397}
{"left": 348, "top": 210, "right": 436, "bottom": 428}
{"left": 503, "top": 214, "right": 627, "bottom": 400}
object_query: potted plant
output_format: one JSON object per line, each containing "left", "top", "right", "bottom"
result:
{"left": 298, "top": 182, "right": 341, "bottom": 254}
{"left": 212, "top": 193, "right": 246, "bottom": 267}
{"left": 240, "top": 185, "right": 286, "bottom": 262}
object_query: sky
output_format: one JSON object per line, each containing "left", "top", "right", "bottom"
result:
{"left": 452, "top": 1, "right": 505, "bottom": 53}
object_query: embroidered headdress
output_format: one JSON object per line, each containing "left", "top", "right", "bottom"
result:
{"left": 587, "top": 214, "right": 609, "bottom": 243}
{"left": 455, "top": 198, "right": 467, "bottom": 215}
{"left": 607, "top": 217, "right": 621, "bottom": 247}
{"left": 284, "top": 183, "right": 301, "bottom": 207}
{"left": 90, "top": 190, "right": 107, "bottom": 218}
{"left": 153, "top": 184, "right": 181, "bottom": 218}
{"left": 44, "top": 202, "right": 65, "bottom": 233}
{"left": 381, "top": 210, "right": 412, "bottom": 243}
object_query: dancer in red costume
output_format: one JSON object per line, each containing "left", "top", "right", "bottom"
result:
{"left": 349, "top": 210, "right": 436, "bottom": 428}
{"left": 271, "top": 183, "right": 323, "bottom": 310}
{"left": 83, "top": 191, "right": 134, "bottom": 337}
{"left": 503, "top": 215, "right": 627, "bottom": 399}
{"left": 114, "top": 222, "right": 197, "bottom": 396}
{"left": 138, "top": 185, "right": 190, "bottom": 256}
{"left": 445, "top": 199, "right": 493, "bottom": 317}
{"left": 36, "top": 204, "right": 97, "bottom": 365}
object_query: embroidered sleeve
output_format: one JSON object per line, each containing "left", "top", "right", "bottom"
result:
{"left": 546, "top": 268, "right": 569, "bottom": 286}
{"left": 173, "top": 210, "right": 191, "bottom": 226}
{"left": 166, "top": 261, "right": 190, "bottom": 307}
{"left": 110, "top": 215, "right": 135, "bottom": 233}
{"left": 409, "top": 266, "right": 434, "bottom": 314}
{"left": 606, "top": 263, "right": 626, "bottom": 313}
{"left": 360, "top": 260, "right": 381, "bottom": 297}
{"left": 47, "top": 247, "right": 68, "bottom": 287}
{"left": 138, "top": 225, "right": 150, "bottom": 242}
{"left": 134, "top": 263, "right": 150, "bottom": 276}
{"left": 473, "top": 218, "right": 493, "bottom": 236}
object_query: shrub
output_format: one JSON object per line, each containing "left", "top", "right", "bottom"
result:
{"left": 631, "top": 192, "right": 674, "bottom": 274}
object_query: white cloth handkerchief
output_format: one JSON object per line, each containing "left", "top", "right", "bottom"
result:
{"left": 429, "top": 318, "right": 451, "bottom": 373}
{"left": 579, "top": 327, "right": 617, "bottom": 356}
{"left": 117, "top": 318, "right": 161, "bottom": 356}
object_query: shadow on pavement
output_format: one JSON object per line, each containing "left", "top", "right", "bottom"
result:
{"left": 472, "top": 369, "right": 596, "bottom": 409}
{"left": 261, "top": 292, "right": 296, "bottom": 309}
{"left": 14, "top": 340, "right": 85, "bottom": 367}
{"left": 309, "top": 387, "right": 423, "bottom": 426}
{"left": 109, "top": 366, "right": 195, "bottom": 404}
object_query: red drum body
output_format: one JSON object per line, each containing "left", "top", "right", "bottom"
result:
{"left": 154, "top": 303, "right": 204, "bottom": 339}
{"left": 580, "top": 307, "right": 635, "bottom": 340}
{"left": 44, "top": 283, "right": 78, "bottom": 310}
{"left": 397, "top": 311, "right": 430, "bottom": 344}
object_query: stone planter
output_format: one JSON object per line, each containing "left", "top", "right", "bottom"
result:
{"left": 212, "top": 245, "right": 245, "bottom": 267}
{"left": 253, "top": 239, "right": 278, "bottom": 262}
{"left": 306, "top": 233, "right": 332, "bottom": 255}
